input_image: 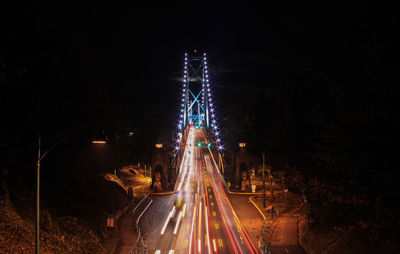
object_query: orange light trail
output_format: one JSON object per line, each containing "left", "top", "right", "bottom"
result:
{"left": 188, "top": 206, "right": 196, "bottom": 254}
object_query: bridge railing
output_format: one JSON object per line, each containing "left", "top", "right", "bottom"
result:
{"left": 129, "top": 192, "right": 153, "bottom": 254}
{"left": 258, "top": 217, "right": 280, "bottom": 254}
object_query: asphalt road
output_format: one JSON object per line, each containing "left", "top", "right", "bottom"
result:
{"left": 141, "top": 127, "right": 259, "bottom": 254}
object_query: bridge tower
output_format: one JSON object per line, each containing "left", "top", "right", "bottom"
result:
{"left": 174, "top": 50, "right": 225, "bottom": 174}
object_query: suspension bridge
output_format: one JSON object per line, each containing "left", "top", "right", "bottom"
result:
{"left": 142, "top": 51, "right": 260, "bottom": 254}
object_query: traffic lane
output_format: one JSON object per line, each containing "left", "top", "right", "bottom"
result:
{"left": 204, "top": 152, "right": 258, "bottom": 253}
{"left": 170, "top": 144, "right": 200, "bottom": 253}
{"left": 204, "top": 177, "right": 231, "bottom": 253}
{"left": 141, "top": 194, "right": 177, "bottom": 253}
{"left": 201, "top": 152, "right": 239, "bottom": 254}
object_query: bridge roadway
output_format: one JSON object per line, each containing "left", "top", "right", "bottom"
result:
{"left": 141, "top": 127, "right": 259, "bottom": 254}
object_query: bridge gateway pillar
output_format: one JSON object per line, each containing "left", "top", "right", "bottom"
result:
{"left": 151, "top": 143, "right": 169, "bottom": 191}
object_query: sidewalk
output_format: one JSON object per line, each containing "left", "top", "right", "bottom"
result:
{"left": 114, "top": 204, "right": 138, "bottom": 254}
{"left": 228, "top": 194, "right": 265, "bottom": 247}
{"left": 250, "top": 192, "right": 306, "bottom": 254}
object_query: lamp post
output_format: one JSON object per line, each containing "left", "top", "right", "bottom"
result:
{"left": 262, "top": 153, "right": 265, "bottom": 208}
{"left": 35, "top": 125, "right": 106, "bottom": 254}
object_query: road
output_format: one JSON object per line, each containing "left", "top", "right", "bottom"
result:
{"left": 142, "top": 127, "right": 259, "bottom": 254}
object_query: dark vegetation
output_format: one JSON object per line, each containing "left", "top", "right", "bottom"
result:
{"left": 221, "top": 5, "right": 398, "bottom": 254}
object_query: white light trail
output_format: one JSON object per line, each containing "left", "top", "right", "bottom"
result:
{"left": 198, "top": 201, "right": 202, "bottom": 240}
{"left": 161, "top": 206, "right": 176, "bottom": 235}
{"left": 198, "top": 239, "right": 201, "bottom": 253}
{"left": 205, "top": 206, "right": 211, "bottom": 254}
{"left": 182, "top": 203, "right": 187, "bottom": 216}
{"left": 188, "top": 206, "right": 196, "bottom": 254}
{"left": 173, "top": 211, "right": 183, "bottom": 234}
{"left": 213, "top": 239, "right": 217, "bottom": 252}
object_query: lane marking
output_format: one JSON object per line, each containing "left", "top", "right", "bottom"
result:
{"left": 213, "top": 211, "right": 216, "bottom": 216}
{"left": 215, "top": 223, "right": 219, "bottom": 230}
{"left": 218, "top": 239, "right": 223, "bottom": 247}
{"left": 184, "top": 239, "right": 188, "bottom": 248}
{"left": 213, "top": 239, "right": 217, "bottom": 252}
{"left": 211, "top": 202, "right": 214, "bottom": 206}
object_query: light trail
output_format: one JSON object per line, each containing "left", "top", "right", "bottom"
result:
{"left": 188, "top": 206, "right": 196, "bottom": 254}
{"left": 161, "top": 206, "right": 176, "bottom": 235}
{"left": 213, "top": 239, "right": 218, "bottom": 253}
{"left": 205, "top": 206, "right": 211, "bottom": 254}
{"left": 182, "top": 203, "right": 187, "bottom": 216}
{"left": 198, "top": 201, "right": 202, "bottom": 243}
{"left": 173, "top": 211, "right": 183, "bottom": 234}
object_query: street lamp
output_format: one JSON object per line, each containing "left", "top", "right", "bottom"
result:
{"left": 262, "top": 153, "right": 266, "bottom": 208}
{"left": 35, "top": 125, "right": 106, "bottom": 254}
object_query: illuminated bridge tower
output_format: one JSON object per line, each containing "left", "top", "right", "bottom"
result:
{"left": 181, "top": 52, "right": 209, "bottom": 129}
{"left": 174, "top": 51, "right": 224, "bottom": 165}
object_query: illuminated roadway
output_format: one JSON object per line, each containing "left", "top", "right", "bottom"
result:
{"left": 142, "top": 127, "right": 259, "bottom": 254}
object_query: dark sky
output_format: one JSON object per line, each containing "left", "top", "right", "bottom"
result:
{"left": 2, "top": 1, "right": 394, "bottom": 135}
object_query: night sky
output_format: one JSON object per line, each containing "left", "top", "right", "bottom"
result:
{"left": 3, "top": 2, "right": 393, "bottom": 132}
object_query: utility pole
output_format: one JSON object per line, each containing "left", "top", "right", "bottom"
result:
{"left": 269, "top": 168, "right": 274, "bottom": 200}
{"left": 262, "top": 153, "right": 265, "bottom": 208}
{"left": 36, "top": 135, "right": 41, "bottom": 254}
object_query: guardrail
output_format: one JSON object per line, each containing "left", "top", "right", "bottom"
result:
{"left": 258, "top": 218, "right": 280, "bottom": 254}
{"left": 129, "top": 193, "right": 153, "bottom": 254}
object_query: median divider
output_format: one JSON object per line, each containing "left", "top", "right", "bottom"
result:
{"left": 151, "top": 190, "right": 177, "bottom": 195}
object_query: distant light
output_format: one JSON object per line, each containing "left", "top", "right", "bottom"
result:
{"left": 92, "top": 140, "right": 107, "bottom": 144}
{"left": 217, "top": 139, "right": 220, "bottom": 142}
{"left": 155, "top": 143, "right": 163, "bottom": 149}
{"left": 194, "top": 49, "right": 197, "bottom": 52}
{"left": 128, "top": 131, "right": 134, "bottom": 137}
{"left": 218, "top": 145, "right": 223, "bottom": 150}
{"left": 239, "top": 142, "right": 246, "bottom": 148}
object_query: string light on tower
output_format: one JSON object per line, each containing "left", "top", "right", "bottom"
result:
{"left": 202, "top": 52, "right": 224, "bottom": 151}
